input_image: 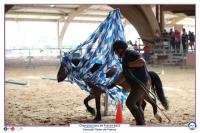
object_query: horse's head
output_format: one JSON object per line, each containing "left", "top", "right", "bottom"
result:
{"left": 57, "top": 62, "right": 69, "bottom": 82}
{"left": 57, "top": 56, "right": 81, "bottom": 83}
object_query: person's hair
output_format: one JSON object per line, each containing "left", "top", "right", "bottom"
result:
{"left": 112, "top": 40, "right": 128, "bottom": 52}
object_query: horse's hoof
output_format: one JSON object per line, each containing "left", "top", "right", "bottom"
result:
{"left": 154, "top": 114, "right": 162, "bottom": 123}
{"left": 94, "top": 117, "right": 101, "bottom": 121}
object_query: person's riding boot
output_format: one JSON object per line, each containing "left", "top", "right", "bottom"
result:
{"left": 130, "top": 107, "right": 145, "bottom": 125}
{"left": 134, "top": 112, "right": 145, "bottom": 125}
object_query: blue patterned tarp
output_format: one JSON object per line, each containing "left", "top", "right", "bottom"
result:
{"left": 62, "top": 9, "right": 128, "bottom": 103}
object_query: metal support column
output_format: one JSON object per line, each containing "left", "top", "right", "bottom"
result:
{"left": 156, "top": 5, "right": 159, "bottom": 21}
{"left": 160, "top": 5, "right": 164, "bottom": 33}
{"left": 57, "top": 20, "right": 62, "bottom": 63}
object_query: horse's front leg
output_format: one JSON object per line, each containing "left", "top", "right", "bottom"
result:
{"left": 84, "top": 95, "right": 95, "bottom": 116}
{"left": 94, "top": 95, "right": 101, "bottom": 121}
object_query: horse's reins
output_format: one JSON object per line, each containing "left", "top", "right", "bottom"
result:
{"left": 125, "top": 69, "right": 171, "bottom": 123}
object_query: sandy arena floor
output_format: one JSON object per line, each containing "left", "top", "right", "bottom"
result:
{"left": 5, "top": 65, "right": 195, "bottom": 126}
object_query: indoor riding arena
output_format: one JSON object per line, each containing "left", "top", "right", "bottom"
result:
{"left": 5, "top": 4, "right": 195, "bottom": 126}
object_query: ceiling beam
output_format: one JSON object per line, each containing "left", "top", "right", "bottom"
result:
{"left": 71, "top": 20, "right": 101, "bottom": 23}
{"left": 167, "top": 14, "right": 187, "bottom": 26}
{"left": 6, "top": 17, "right": 102, "bottom": 23}
{"left": 6, "top": 17, "right": 58, "bottom": 22}
{"left": 11, "top": 5, "right": 76, "bottom": 13}
{"left": 6, "top": 11, "right": 107, "bottom": 18}
{"left": 79, "top": 14, "right": 107, "bottom": 18}
{"left": 5, "top": 5, "right": 15, "bottom": 13}
{"left": 10, "top": 5, "right": 111, "bottom": 14}
{"left": 161, "top": 5, "right": 195, "bottom": 16}
{"left": 161, "top": 5, "right": 195, "bottom": 11}
{"left": 6, "top": 11, "right": 67, "bottom": 16}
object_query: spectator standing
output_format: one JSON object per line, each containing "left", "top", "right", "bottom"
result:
{"left": 169, "top": 28, "right": 175, "bottom": 52}
{"left": 133, "top": 41, "right": 139, "bottom": 51}
{"left": 162, "top": 29, "right": 169, "bottom": 38}
{"left": 128, "top": 40, "right": 139, "bottom": 51}
{"left": 189, "top": 31, "right": 195, "bottom": 52}
{"left": 181, "top": 28, "right": 189, "bottom": 53}
{"left": 174, "top": 29, "right": 181, "bottom": 53}
{"left": 162, "top": 29, "right": 169, "bottom": 37}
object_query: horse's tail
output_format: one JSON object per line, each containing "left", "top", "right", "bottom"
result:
{"left": 149, "top": 71, "right": 169, "bottom": 110}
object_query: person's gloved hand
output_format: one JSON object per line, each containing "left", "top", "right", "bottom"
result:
{"left": 107, "top": 83, "right": 115, "bottom": 89}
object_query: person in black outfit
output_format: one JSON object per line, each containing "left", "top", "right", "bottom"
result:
{"left": 181, "top": 28, "right": 188, "bottom": 53}
{"left": 189, "top": 31, "right": 195, "bottom": 52}
{"left": 169, "top": 28, "right": 175, "bottom": 51}
{"left": 110, "top": 40, "right": 150, "bottom": 125}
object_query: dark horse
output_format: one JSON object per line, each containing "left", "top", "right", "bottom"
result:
{"left": 57, "top": 58, "right": 169, "bottom": 122}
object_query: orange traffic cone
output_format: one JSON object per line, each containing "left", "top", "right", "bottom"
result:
{"left": 115, "top": 102, "right": 123, "bottom": 123}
